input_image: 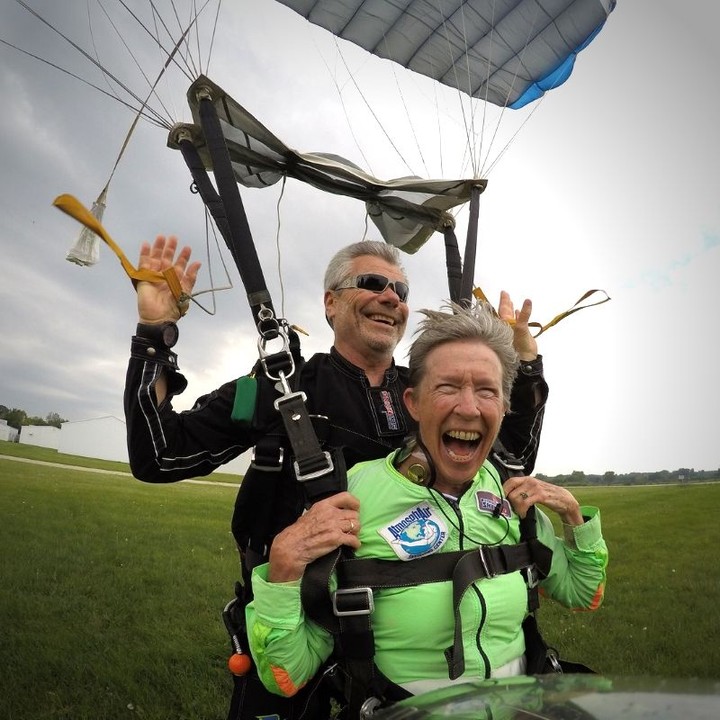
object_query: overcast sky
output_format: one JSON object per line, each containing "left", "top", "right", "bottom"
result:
{"left": 1, "top": 0, "right": 718, "bottom": 476}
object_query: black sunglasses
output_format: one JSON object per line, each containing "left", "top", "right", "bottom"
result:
{"left": 335, "top": 273, "right": 410, "bottom": 303}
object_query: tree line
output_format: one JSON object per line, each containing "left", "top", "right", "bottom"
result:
{"left": 1, "top": 404, "right": 717, "bottom": 484}
{"left": 537, "top": 468, "right": 719, "bottom": 486}
{"left": 0, "top": 405, "right": 67, "bottom": 430}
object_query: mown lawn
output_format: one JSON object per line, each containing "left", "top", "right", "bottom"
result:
{"left": 2, "top": 444, "right": 719, "bottom": 719}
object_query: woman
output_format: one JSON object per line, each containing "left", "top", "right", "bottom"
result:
{"left": 245, "top": 302, "right": 607, "bottom": 702}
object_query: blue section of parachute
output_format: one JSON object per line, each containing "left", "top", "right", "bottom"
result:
{"left": 509, "top": 23, "right": 608, "bottom": 110}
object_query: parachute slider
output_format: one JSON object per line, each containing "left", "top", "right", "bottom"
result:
{"left": 53, "top": 194, "right": 189, "bottom": 315}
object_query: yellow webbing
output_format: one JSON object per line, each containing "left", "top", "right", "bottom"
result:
{"left": 473, "top": 286, "right": 610, "bottom": 338}
{"left": 53, "top": 194, "right": 188, "bottom": 314}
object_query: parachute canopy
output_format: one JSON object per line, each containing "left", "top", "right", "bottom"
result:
{"left": 275, "top": 0, "right": 616, "bottom": 109}
{"left": 168, "top": 76, "right": 485, "bottom": 253}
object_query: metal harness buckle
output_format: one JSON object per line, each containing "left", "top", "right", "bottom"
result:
{"left": 250, "top": 446, "right": 284, "bottom": 472}
{"left": 477, "top": 545, "right": 498, "bottom": 579}
{"left": 332, "top": 587, "right": 374, "bottom": 617}
{"left": 293, "top": 451, "right": 334, "bottom": 481}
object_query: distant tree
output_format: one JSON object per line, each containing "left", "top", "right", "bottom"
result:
{"left": 3, "top": 408, "right": 27, "bottom": 430}
{"left": 45, "top": 412, "right": 66, "bottom": 428}
{"left": 603, "top": 471, "right": 616, "bottom": 484}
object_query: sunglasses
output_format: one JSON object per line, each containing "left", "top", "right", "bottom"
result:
{"left": 335, "top": 273, "right": 410, "bottom": 303}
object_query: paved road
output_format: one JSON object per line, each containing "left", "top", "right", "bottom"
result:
{"left": 0, "top": 454, "right": 240, "bottom": 487}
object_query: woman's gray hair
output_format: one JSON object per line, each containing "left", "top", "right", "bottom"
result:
{"left": 408, "top": 302, "right": 519, "bottom": 410}
{"left": 324, "top": 241, "right": 407, "bottom": 291}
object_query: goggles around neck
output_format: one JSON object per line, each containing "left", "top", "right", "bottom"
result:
{"left": 335, "top": 273, "right": 410, "bottom": 303}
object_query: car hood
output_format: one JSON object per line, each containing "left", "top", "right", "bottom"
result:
{"left": 372, "top": 674, "right": 720, "bottom": 720}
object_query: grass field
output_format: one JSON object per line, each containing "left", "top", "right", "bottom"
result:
{"left": 2, "top": 442, "right": 720, "bottom": 719}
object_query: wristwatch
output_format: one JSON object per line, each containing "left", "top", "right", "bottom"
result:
{"left": 136, "top": 321, "right": 179, "bottom": 349}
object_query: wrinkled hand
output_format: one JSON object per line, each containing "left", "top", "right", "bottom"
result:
{"left": 136, "top": 235, "right": 201, "bottom": 324}
{"left": 268, "top": 492, "right": 362, "bottom": 583}
{"left": 504, "top": 476, "right": 584, "bottom": 526}
{"left": 498, "top": 291, "right": 537, "bottom": 361}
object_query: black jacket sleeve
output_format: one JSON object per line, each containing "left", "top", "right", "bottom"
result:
{"left": 124, "top": 334, "right": 253, "bottom": 483}
{"left": 497, "top": 355, "right": 548, "bottom": 475}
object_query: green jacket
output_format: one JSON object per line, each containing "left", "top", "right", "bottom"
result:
{"left": 246, "top": 452, "right": 607, "bottom": 697}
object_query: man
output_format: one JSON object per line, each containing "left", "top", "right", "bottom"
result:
{"left": 124, "top": 235, "right": 548, "bottom": 719}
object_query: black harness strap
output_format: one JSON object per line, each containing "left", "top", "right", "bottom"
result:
{"left": 458, "top": 185, "right": 482, "bottom": 306}
{"left": 175, "top": 133, "right": 235, "bottom": 257}
{"left": 444, "top": 539, "right": 552, "bottom": 679}
{"left": 303, "top": 541, "right": 551, "bottom": 635}
{"left": 443, "top": 225, "right": 462, "bottom": 305}
{"left": 193, "top": 86, "right": 275, "bottom": 329}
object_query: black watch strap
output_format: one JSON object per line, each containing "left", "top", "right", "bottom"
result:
{"left": 132, "top": 323, "right": 180, "bottom": 369}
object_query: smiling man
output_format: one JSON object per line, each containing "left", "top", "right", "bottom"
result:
{"left": 123, "top": 238, "right": 549, "bottom": 720}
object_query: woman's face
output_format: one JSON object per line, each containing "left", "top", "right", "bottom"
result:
{"left": 403, "top": 339, "right": 505, "bottom": 494}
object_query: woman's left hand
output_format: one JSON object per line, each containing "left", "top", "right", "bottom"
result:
{"left": 504, "top": 476, "right": 584, "bottom": 525}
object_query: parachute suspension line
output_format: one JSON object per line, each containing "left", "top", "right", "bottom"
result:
{"left": 65, "top": 13, "right": 208, "bottom": 267}
{"left": 330, "top": 36, "right": 415, "bottom": 178}
{"left": 481, "top": 99, "right": 544, "bottom": 178}
{"left": 93, "top": 0, "right": 179, "bottom": 129}
{"left": 316, "top": 41, "right": 375, "bottom": 177}
{"left": 377, "top": 35, "right": 429, "bottom": 179}
{"left": 438, "top": 7, "right": 479, "bottom": 180}
{"left": 86, "top": 0, "right": 117, "bottom": 103}
{"left": 274, "top": 177, "right": 288, "bottom": 318}
{"left": 116, "top": 0, "right": 214, "bottom": 84}
{"left": 157, "top": 0, "right": 198, "bottom": 78}
{"left": 182, "top": 206, "right": 234, "bottom": 316}
{"left": 477, "top": 1, "right": 542, "bottom": 177}
{"left": 455, "top": 0, "right": 481, "bottom": 179}
{"left": 9, "top": 0, "right": 170, "bottom": 130}
{"left": 201, "top": 0, "right": 222, "bottom": 76}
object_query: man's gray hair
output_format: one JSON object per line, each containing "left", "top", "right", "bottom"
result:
{"left": 324, "top": 241, "right": 407, "bottom": 291}
{"left": 408, "top": 302, "right": 518, "bottom": 410}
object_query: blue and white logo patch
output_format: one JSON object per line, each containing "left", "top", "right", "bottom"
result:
{"left": 378, "top": 502, "right": 448, "bottom": 560}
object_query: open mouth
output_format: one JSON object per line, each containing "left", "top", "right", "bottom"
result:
{"left": 443, "top": 430, "right": 481, "bottom": 461}
{"left": 368, "top": 313, "right": 395, "bottom": 326}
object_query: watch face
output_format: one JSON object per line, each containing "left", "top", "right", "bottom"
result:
{"left": 162, "top": 323, "right": 179, "bottom": 348}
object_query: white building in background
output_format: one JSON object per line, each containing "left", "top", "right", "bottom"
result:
{"left": 19, "top": 424, "right": 60, "bottom": 449}
{"left": 0, "top": 419, "right": 19, "bottom": 443}
{"left": 57, "top": 415, "right": 250, "bottom": 477}
{"left": 59, "top": 416, "right": 128, "bottom": 462}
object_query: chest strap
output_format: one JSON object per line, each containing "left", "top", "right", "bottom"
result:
{"left": 302, "top": 538, "right": 552, "bottom": 677}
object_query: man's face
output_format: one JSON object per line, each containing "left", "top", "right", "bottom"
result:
{"left": 325, "top": 255, "right": 409, "bottom": 358}
{"left": 403, "top": 340, "right": 505, "bottom": 493}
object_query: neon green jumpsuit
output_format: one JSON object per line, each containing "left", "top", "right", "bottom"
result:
{"left": 246, "top": 452, "right": 607, "bottom": 697}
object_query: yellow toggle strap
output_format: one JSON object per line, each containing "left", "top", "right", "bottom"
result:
{"left": 472, "top": 286, "right": 610, "bottom": 338}
{"left": 53, "top": 194, "right": 189, "bottom": 314}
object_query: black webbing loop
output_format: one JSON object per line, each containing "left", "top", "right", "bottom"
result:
{"left": 458, "top": 185, "right": 482, "bottom": 306}
{"left": 274, "top": 393, "right": 333, "bottom": 478}
{"left": 443, "top": 225, "right": 462, "bottom": 305}
{"left": 194, "top": 91, "right": 274, "bottom": 324}
{"left": 175, "top": 135, "right": 235, "bottom": 255}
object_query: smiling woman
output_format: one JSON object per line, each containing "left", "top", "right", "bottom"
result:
{"left": 245, "top": 300, "right": 608, "bottom": 715}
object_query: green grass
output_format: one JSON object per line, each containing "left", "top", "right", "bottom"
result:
{"left": 0, "top": 439, "right": 242, "bottom": 482}
{"left": 1, "top": 453, "right": 240, "bottom": 720}
{"left": 2, "top": 445, "right": 720, "bottom": 719}
{"left": 539, "top": 485, "right": 720, "bottom": 678}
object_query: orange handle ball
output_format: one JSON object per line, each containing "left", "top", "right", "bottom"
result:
{"left": 228, "top": 652, "right": 252, "bottom": 676}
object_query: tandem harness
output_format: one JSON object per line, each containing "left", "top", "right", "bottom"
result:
{"left": 297, "top": 449, "right": 554, "bottom": 719}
